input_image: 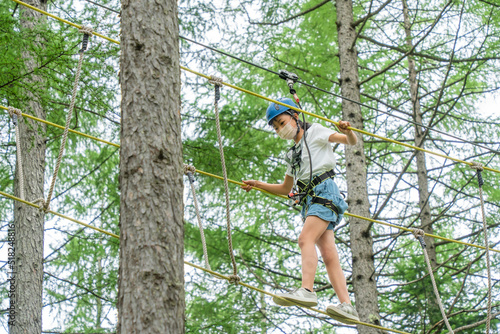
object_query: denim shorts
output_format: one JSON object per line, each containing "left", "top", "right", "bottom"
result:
{"left": 300, "top": 178, "right": 348, "bottom": 230}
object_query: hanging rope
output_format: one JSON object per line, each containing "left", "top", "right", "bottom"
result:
{"left": 43, "top": 26, "right": 93, "bottom": 211}
{"left": 209, "top": 75, "right": 240, "bottom": 284}
{"left": 184, "top": 164, "right": 211, "bottom": 271}
{"left": 8, "top": 107, "right": 25, "bottom": 200}
{"left": 470, "top": 162, "right": 492, "bottom": 334}
{"left": 412, "top": 229, "right": 454, "bottom": 333}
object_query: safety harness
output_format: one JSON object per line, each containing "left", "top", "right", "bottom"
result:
{"left": 289, "top": 169, "right": 340, "bottom": 217}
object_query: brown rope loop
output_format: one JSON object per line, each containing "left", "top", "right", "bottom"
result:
{"left": 183, "top": 163, "right": 196, "bottom": 175}
{"left": 208, "top": 76, "right": 223, "bottom": 87}
{"left": 7, "top": 107, "right": 22, "bottom": 118}
{"left": 470, "top": 161, "right": 484, "bottom": 171}
{"left": 78, "top": 25, "right": 94, "bottom": 36}
{"left": 228, "top": 274, "right": 241, "bottom": 285}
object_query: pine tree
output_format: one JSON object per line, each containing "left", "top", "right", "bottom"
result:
{"left": 117, "top": 0, "right": 184, "bottom": 332}
{"left": 10, "top": 1, "right": 48, "bottom": 332}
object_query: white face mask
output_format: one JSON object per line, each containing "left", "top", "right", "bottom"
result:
{"left": 277, "top": 119, "right": 297, "bottom": 140}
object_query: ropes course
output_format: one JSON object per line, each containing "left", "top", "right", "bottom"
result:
{"left": 3, "top": 0, "right": 497, "bottom": 333}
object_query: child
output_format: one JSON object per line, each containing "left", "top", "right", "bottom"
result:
{"left": 241, "top": 97, "right": 359, "bottom": 324}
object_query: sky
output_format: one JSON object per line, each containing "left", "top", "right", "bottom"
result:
{"left": 478, "top": 93, "right": 498, "bottom": 117}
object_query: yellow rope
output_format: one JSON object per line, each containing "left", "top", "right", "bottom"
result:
{"left": 11, "top": 0, "right": 119, "bottom": 44}
{"left": 0, "top": 106, "right": 119, "bottom": 148}
{"left": 197, "top": 169, "right": 497, "bottom": 251}
{"left": 9, "top": 0, "right": 500, "bottom": 175}
{"left": 0, "top": 190, "right": 119, "bottom": 239}
{"left": 195, "top": 169, "right": 288, "bottom": 199}
{"left": 181, "top": 68, "right": 500, "bottom": 174}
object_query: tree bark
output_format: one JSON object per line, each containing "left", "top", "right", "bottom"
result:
{"left": 10, "top": 1, "right": 47, "bottom": 333}
{"left": 335, "top": 0, "right": 383, "bottom": 332}
{"left": 117, "top": 0, "right": 184, "bottom": 333}
{"left": 402, "top": 0, "right": 440, "bottom": 325}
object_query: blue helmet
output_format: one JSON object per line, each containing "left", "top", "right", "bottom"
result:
{"left": 266, "top": 97, "right": 297, "bottom": 125}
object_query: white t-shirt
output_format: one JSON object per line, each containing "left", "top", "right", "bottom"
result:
{"left": 285, "top": 123, "right": 337, "bottom": 182}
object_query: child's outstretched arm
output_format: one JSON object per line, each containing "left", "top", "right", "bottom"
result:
{"left": 329, "top": 120, "right": 357, "bottom": 145}
{"left": 241, "top": 174, "right": 294, "bottom": 196}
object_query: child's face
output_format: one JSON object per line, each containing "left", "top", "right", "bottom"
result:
{"left": 271, "top": 114, "right": 295, "bottom": 133}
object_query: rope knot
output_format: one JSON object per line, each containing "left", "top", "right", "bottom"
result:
{"left": 208, "top": 76, "right": 223, "bottom": 87}
{"left": 470, "top": 161, "right": 484, "bottom": 171}
{"left": 209, "top": 76, "right": 223, "bottom": 103}
{"left": 183, "top": 164, "right": 196, "bottom": 175}
{"left": 33, "top": 198, "right": 49, "bottom": 213}
{"left": 412, "top": 228, "right": 425, "bottom": 239}
{"left": 78, "top": 26, "right": 93, "bottom": 53}
{"left": 78, "top": 25, "right": 94, "bottom": 36}
{"left": 471, "top": 161, "right": 484, "bottom": 187}
{"left": 412, "top": 228, "right": 426, "bottom": 248}
{"left": 8, "top": 107, "right": 22, "bottom": 118}
{"left": 228, "top": 274, "right": 241, "bottom": 285}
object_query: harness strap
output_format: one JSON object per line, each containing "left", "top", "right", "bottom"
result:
{"left": 297, "top": 169, "right": 336, "bottom": 194}
{"left": 311, "top": 196, "right": 339, "bottom": 216}
{"left": 294, "top": 169, "right": 340, "bottom": 216}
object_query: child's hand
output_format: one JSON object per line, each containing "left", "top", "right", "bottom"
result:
{"left": 241, "top": 180, "right": 257, "bottom": 192}
{"left": 338, "top": 121, "right": 352, "bottom": 134}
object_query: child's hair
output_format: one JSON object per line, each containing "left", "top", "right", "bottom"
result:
{"left": 293, "top": 111, "right": 312, "bottom": 131}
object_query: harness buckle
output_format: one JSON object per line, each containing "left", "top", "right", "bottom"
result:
{"left": 288, "top": 192, "right": 305, "bottom": 206}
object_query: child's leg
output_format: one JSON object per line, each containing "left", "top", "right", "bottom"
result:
{"left": 316, "top": 230, "right": 350, "bottom": 304}
{"left": 299, "top": 216, "right": 329, "bottom": 291}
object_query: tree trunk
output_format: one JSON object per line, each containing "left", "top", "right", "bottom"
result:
{"left": 335, "top": 0, "right": 383, "bottom": 332}
{"left": 10, "top": 1, "right": 47, "bottom": 333}
{"left": 401, "top": 0, "right": 437, "bottom": 269}
{"left": 95, "top": 257, "right": 103, "bottom": 330}
{"left": 402, "top": 0, "right": 440, "bottom": 325}
{"left": 117, "top": 0, "right": 184, "bottom": 332}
